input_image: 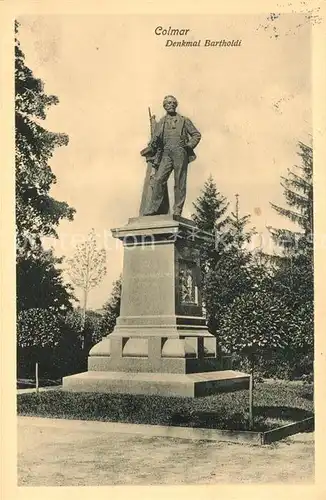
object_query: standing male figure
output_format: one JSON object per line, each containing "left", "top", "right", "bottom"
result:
{"left": 141, "top": 95, "right": 201, "bottom": 216}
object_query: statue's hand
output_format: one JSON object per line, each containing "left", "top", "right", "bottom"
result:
{"left": 140, "top": 146, "right": 154, "bottom": 157}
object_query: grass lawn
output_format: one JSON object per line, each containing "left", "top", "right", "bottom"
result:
{"left": 17, "top": 380, "right": 313, "bottom": 431}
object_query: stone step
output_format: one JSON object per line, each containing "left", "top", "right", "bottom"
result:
{"left": 63, "top": 370, "right": 250, "bottom": 398}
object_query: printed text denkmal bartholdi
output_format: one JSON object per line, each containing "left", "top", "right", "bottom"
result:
{"left": 154, "top": 26, "right": 242, "bottom": 47}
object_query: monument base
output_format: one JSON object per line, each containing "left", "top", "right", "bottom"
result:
{"left": 63, "top": 370, "right": 250, "bottom": 398}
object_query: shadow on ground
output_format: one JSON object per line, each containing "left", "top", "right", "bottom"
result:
{"left": 254, "top": 406, "right": 313, "bottom": 421}
{"left": 171, "top": 405, "right": 313, "bottom": 431}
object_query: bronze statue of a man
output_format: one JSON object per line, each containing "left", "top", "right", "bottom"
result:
{"left": 140, "top": 95, "right": 201, "bottom": 216}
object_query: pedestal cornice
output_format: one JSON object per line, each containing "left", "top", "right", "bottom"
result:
{"left": 111, "top": 214, "right": 213, "bottom": 245}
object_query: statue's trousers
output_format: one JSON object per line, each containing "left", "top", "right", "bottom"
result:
{"left": 145, "top": 146, "right": 188, "bottom": 216}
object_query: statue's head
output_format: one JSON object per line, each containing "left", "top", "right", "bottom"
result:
{"left": 163, "top": 95, "right": 178, "bottom": 114}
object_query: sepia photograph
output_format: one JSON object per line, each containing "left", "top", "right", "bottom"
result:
{"left": 1, "top": 2, "right": 324, "bottom": 492}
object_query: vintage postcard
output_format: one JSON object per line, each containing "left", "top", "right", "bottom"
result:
{"left": 1, "top": 0, "right": 326, "bottom": 499}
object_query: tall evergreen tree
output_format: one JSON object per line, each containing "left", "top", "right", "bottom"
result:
{"left": 268, "top": 141, "right": 313, "bottom": 307}
{"left": 192, "top": 179, "right": 256, "bottom": 333}
{"left": 268, "top": 141, "right": 313, "bottom": 257}
{"left": 15, "top": 21, "right": 75, "bottom": 313}
{"left": 266, "top": 141, "right": 314, "bottom": 378}
{"left": 218, "top": 193, "right": 256, "bottom": 255}
{"left": 192, "top": 175, "right": 229, "bottom": 271}
{"left": 203, "top": 194, "right": 256, "bottom": 333}
{"left": 192, "top": 175, "right": 229, "bottom": 234}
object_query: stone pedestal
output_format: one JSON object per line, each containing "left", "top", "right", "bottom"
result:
{"left": 63, "top": 215, "right": 249, "bottom": 397}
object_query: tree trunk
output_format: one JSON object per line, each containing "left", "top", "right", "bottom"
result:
{"left": 81, "top": 288, "right": 88, "bottom": 351}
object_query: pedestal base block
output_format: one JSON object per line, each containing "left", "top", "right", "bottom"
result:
{"left": 63, "top": 370, "right": 250, "bottom": 398}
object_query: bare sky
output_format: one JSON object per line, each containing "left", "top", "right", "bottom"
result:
{"left": 17, "top": 14, "right": 312, "bottom": 309}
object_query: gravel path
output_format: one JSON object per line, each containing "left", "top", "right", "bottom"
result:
{"left": 18, "top": 416, "right": 314, "bottom": 486}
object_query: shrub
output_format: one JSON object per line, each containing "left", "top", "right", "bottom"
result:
{"left": 17, "top": 309, "right": 90, "bottom": 380}
{"left": 17, "top": 308, "right": 62, "bottom": 349}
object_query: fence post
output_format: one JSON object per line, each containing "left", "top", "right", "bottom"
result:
{"left": 249, "top": 373, "right": 253, "bottom": 430}
{"left": 35, "top": 362, "right": 39, "bottom": 394}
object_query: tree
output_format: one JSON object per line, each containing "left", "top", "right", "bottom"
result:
{"left": 267, "top": 142, "right": 313, "bottom": 378}
{"left": 191, "top": 176, "right": 229, "bottom": 331}
{"left": 15, "top": 21, "right": 75, "bottom": 315}
{"left": 268, "top": 142, "right": 313, "bottom": 304}
{"left": 222, "top": 194, "right": 255, "bottom": 247}
{"left": 17, "top": 247, "right": 75, "bottom": 313}
{"left": 101, "top": 276, "right": 122, "bottom": 335}
{"left": 17, "top": 308, "right": 64, "bottom": 380}
{"left": 268, "top": 141, "right": 313, "bottom": 257}
{"left": 192, "top": 185, "right": 256, "bottom": 333}
{"left": 17, "top": 308, "right": 98, "bottom": 380}
{"left": 192, "top": 175, "right": 229, "bottom": 270}
{"left": 207, "top": 201, "right": 255, "bottom": 328}
{"left": 15, "top": 21, "right": 75, "bottom": 256}
{"left": 67, "top": 229, "right": 107, "bottom": 330}
{"left": 65, "top": 308, "right": 103, "bottom": 350}
{"left": 218, "top": 290, "right": 290, "bottom": 428}
{"left": 192, "top": 175, "right": 229, "bottom": 234}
